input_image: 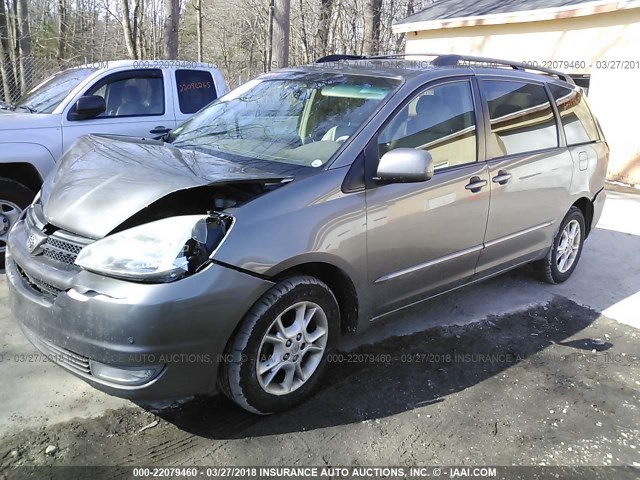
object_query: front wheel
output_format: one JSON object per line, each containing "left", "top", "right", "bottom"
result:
{"left": 535, "top": 206, "right": 585, "bottom": 284}
{"left": 219, "top": 275, "right": 339, "bottom": 414}
{"left": 0, "top": 179, "right": 35, "bottom": 268}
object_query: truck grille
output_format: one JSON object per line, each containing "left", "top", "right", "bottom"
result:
{"left": 42, "top": 236, "right": 84, "bottom": 265}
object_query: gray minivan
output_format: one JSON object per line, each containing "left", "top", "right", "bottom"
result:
{"left": 6, "top": 54, "right": 608, "bottom": 414}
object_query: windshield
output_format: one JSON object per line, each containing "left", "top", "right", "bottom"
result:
{"left": 15, "top": 67, "right": 97, "bottom": 113}
{"left": 169, "top": 74, "right": 400, "bottom": 169}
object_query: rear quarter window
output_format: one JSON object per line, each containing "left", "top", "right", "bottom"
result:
{"left": 482, "top": 79, "right": 558, "bottom": 158}
{"left": 175, "top": 70, "right": 217, "bottom": 114}
{"left": 549, "top": 84, "right": 600, "bottom": 145}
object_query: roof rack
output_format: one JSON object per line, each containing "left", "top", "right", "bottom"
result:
{"left": 315, "top": 54, "right": 365, "bottom": 63}
{"left": 314, "top": 53, "right": 574, "bottom": 84}
{"left": 428, "top": 53, "right": 575, "bottom": 84}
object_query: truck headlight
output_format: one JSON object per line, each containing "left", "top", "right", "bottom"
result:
{"left": 75, "top": 214, "right": 230, "bottom": 282}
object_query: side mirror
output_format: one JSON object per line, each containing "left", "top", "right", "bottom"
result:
{"left": 72, "top": 95, "right": 106, "bottom": 119}
{"left": 376, "top": 148, "right": 434, "bottom": 183}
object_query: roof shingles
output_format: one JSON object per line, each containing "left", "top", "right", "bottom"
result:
{"left": 397, "top": 0, "right": 596, "bottom": 25}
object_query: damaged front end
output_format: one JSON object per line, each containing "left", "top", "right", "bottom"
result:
{"left": 75, "top": 212, "right": 234, "bottom": 283}
{"left": 26, "top": 134, "right": 291, "bottom": 284}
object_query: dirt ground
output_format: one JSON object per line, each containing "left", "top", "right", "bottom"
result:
{"left": 1, "top": 297, "right": 639, "bottom": 479}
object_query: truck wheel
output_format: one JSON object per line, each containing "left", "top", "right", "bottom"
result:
{"left": 534, "top": 206, "right": 585, "bottom": 284}
{"left": 0, "top": 179, "right": 34, "bottom": 268}
{"left": 219, "top": 275, "right": 339, "bottom": 414}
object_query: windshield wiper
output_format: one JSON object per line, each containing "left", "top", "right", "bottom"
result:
{"left": 15, "top": 104, "right": 36, "bottom": 113}
{"left": 171, "top": 128, "right": 232, "bottom": 145}
{"left": 0, "top": 101, "right": 15, "bottom": 111}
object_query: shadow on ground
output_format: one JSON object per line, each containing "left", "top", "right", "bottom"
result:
{"left": 156, "top": 296, "right": 600, "bottom": 440}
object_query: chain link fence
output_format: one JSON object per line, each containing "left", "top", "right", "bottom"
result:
{"left": 0, "top": 55, "right": 282, "bottom": 103}
{"left": 0, "top": 56, "right": 267, "bottom": 102}
{"left": 0, "top": 57, "right": 63, "bottom": 103}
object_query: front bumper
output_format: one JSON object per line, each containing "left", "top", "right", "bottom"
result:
{"left": 6, "top": 217, "right": 274, "bottom": 400}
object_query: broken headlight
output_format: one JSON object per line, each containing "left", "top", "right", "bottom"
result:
{"left": 75, "top": 214, "right": 230, "bottom": 282}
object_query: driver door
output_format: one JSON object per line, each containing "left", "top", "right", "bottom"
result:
{"left": 365, "top": 78, "right": 491, "bottom": 318}
{"left": 61, "top": 69, "right": 176, "bottom": 152}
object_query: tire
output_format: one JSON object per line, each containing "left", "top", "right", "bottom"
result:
{"left": 535, "top": 206, "right": 586, "bottom": 284}
{"left": 219, "top": 275, "right": 339, "bottom": 414}
{"left": 0, "top": 179, "right": 35, "bottom": 269}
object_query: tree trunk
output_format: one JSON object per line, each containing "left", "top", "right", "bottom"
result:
{"left": 271, "top": 0, "right": 289, "bottom": 69}
{"left": 135, "top": 0, "right": 145, "bottom": 59}
{"left": 297, "top": 0, "right": 309, "bottom": 62}
{"left": 0, "top": 0, "right": 17, "bottom": 101}
{"left": 163, "top": 0, "right": 179, "bottom": 59}
{"left": 16, "top": 0, "right": 30, "bottom": 93}
{"left": 195, "top": 0, "right": 202, "bottom": 62}
{"left": 56, "top": 0, "right": 66, "bottom": 67}
{"left": 362, "top": 0, "right": 382, "bottom": 56}
{"left": 394, "top": 0, "right": 413, "bottom": 52}
{"left": 317, "top": 0, "right": 333, "bottom": 57}
{"left": 120, "top": 0, "right": 138, "bottom": 59}
{"left": 266, "top": 0, "right": 274, "bottom": 70}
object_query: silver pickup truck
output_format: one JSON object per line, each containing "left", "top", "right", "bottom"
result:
{"left": 0, "top": 60, "right": 227, "bottom": 264}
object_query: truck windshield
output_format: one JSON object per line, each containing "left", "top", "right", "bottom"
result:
{"left": 169, "top": 74, "right": 400, "bottom": 169}
{"left": 15, "top": 67, "right": 96, "bottom": 114}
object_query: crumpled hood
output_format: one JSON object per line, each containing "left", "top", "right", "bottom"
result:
{"left": 41, "top": 134, "right": 285, "bottom": 238}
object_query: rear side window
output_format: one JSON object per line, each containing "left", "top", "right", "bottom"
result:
{"left": 482, "top": 80, "right": 558, "bottom": 158}
{"left": 549, "top": 84, "right": 599, "bottom": 145}
{"left": 175, "top": 70, "right": 217, "bottom": 114}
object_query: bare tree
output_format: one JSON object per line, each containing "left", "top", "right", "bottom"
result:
{"left": 194, "top": 0, "right": 202, "bottom": 62}
{"left": 134, "top": 0, "right": 145, "bottom": 59}
{"left": 0, "top": 0, "right": 17, "bottom": 101}
{"left": 363, "top": 0, "right": 382, "bottom": 55}
{"left": 163, "top": 0, "right": 179, "bottom": 59}
{"left": 120, "top": 0, "right": 138, "bottom": 59}
{"left": 56, "top": 0, "right": 67, "bottom": 66}
{"left": 271, "top": 0, "right": 290, "bottom": 68}
{"left": 317, "top": 0, "right": 333, "bottom": 57}
{"left": 16, "top": 0, "right": 30, "bottom": 91}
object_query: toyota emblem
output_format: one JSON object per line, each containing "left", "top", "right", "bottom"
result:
{"left": 26, "top": 234, "right": 41, "bottom": 254}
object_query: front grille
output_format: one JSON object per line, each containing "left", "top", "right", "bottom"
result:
{"left": 42, "top": 236, "right": 84, "bottom": 265}
{"left": 15, "top": 263, "right": 63, "bottom": 298}
{"left": 30, "top": 334, "right": 92, "bottom": 375}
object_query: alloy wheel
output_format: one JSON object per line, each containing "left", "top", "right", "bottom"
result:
{"left": 0, "top": 199, "right": 22, "bottom": 254}
{"left": 556, "top": 219, "right": 581, "bottom": 273}
{"left": 256, "top": 301, "right": 328, "bottom": 396}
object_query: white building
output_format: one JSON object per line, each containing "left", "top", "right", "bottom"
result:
{"left": 394, "top": 0, "right": 640, "bottom": 185}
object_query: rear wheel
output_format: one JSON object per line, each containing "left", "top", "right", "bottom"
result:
{"left": 219, "top": 275, "right": 339, "bottom": 414}
{"left": 535, "top": 206, "right": 585, "bottom": 284}
{"left": 0, "top": 179, "right": 34, "bottom": 268}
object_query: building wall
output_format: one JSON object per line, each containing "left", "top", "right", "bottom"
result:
{"left": 404, "top": 9, "right": 640, "bottom": 185}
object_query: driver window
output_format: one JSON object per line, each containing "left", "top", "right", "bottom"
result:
{"left": 378, "top": 80, "right": 477, "bottom": 170}
{"left": 87, "top": 70, "right": 165, "bottom": 118}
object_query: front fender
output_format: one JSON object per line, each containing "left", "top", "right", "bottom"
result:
{"left": 0, "top": 142, "right": 57, "bottom": 182}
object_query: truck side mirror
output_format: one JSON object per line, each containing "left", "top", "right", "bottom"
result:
{"left": 71, "top": 95, "right": 106, "bottom": 119}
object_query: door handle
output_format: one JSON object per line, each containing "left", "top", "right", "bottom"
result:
{"left": 492, "top": 170, "right": 512, "bottom": 185}
{"left": 465, "top": 176, "right": 488, "bottom": 193}
{"left": 150, "top": 126, "right": 171, "bottom": 135}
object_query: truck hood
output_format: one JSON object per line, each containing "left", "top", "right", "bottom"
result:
{"left": 0, "top": 110, "right": 59, "bottom": 130}
{"left": 41, "top": 134, "right": 286, "bottom": 238}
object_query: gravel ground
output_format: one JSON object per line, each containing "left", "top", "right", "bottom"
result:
{"left": 1, "top": 297, "right": 639, "bottom": 479}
